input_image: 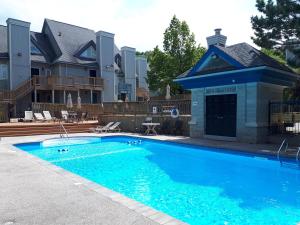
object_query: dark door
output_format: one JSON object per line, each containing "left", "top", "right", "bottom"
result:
{"left": 205, "top": 94, "right": 237, "bottom": 137}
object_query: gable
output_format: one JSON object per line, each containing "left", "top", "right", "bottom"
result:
{"left": 80, "top": 45, "right": 96, "bottom": 59}
{"left": 196, "top": 53, "right": 236, "bottom": 74}
{"left": 31, "top": 41, "right": 42, "bottom": 55}
{"left": 186, "top": 46, "right": 245, "bottom": 77}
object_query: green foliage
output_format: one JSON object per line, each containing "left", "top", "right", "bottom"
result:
{"left": 147, "top": 15, "right": 206, "bottom": 94}
{"left": 261, "top": 48, "right": 300, "bottom": 100}
{"left": 251, "top": 0, "right": 300, "bottom": 49}
{"left": 261, "top": 48, "right": 287, "bottom": 64}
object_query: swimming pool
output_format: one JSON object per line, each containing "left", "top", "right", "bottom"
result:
{"left": 15, "top": 136, "right": 300, "bottom": 225}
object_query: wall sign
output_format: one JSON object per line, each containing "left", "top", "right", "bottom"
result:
{"left": 205, "top": 86, "right": 237, "bottom": 95}
{"left": 152, "top": 106, "right": 157, "bottom": 114}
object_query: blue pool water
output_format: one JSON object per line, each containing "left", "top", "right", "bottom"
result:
{"left": 16, "top": 136, "right": 300, "bottom": 225}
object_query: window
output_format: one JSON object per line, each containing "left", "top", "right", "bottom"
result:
{"left": 89, "top": 69, "right": 96, "bottom": 77}
{"left": 31, "top": 68, "right": 40, "bottom": 76}
{"left": 31, "top": 43, "right": 42, "bottom": 55}
{"left": 0, "top": 64, "right": 8, "bottom": 80}
{"left": 80, "top": 46, "right": 96, "bottom": 59}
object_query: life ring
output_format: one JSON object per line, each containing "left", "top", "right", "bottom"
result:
{"left": 170, "top": 108, "right": 179, "bottom": 118}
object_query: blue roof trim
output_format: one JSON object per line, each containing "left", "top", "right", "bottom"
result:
{"left": 178, "top": 68, "right": 297, "bottom": 89}
{"left": 186, "top": 45, "right": 245, "bottom": 77}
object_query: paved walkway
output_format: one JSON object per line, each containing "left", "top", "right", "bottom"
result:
{"left": 0, "top": 133, "right": 292, "bottom": 225}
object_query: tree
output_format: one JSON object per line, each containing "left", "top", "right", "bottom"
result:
{"left": 147, "top": 15, "right": 206, "bottom": 95}
{"left": 251, "top": 0, "right": 300, "bottom": 49}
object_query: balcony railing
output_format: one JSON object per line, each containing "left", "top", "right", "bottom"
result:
{"left": 32, "top": 75, "right": 104, "bottom": 90}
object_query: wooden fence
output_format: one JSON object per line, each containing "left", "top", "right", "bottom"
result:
{"left": 0, "top": 103, "right": 9, "bottom": 122}
{"left": 32, "top": 99, "right": 191, "bottom": 118}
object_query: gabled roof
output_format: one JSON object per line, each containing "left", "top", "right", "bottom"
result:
{"left": 180, "top": 42, "right": 294, "bottom": 79}
{"left": 30, "top": 31, "right": 56, "bottom": 63}
{"left": 43, "top": 19, "right": 97, "bottom": 64}
{"left": 216, "top": 43, "right": 293, "bottom": 72}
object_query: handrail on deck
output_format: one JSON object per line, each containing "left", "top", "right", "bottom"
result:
{"left": 32, "top": 75, "right": 104, "bottom": 89}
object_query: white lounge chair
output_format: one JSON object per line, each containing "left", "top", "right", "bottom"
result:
{"left": 107, "top": 122, "right": 121, "bottom": 132}
{"left": 43, "top": 111, "right": 55, "bottom": 122}
{"left": 34, "top": 113, "right": 46, "bottom": 122}
{"left": 61, "top": 110, "right": 69, "bottom": 121}
{"left": 91, "top": 122, "right": 115, "bottom": 133}
{"left": 24, "top": 111, "right": 33, "bottom": 122}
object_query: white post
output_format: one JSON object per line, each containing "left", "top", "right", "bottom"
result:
{"left": 63, "top": 90, "right": 66, "bottom": 104}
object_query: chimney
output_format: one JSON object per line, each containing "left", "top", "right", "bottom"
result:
{"left": 121, "top": 46, "right": 136, "bottom": 101}
{"left": 206, "top": 28, "right": 227, "bottom": 48}
{"left": 6, "top": 18, "right": 31, "bottom": 90}
{"left": 96, "top": 31, "right": 116, "bottom": 102}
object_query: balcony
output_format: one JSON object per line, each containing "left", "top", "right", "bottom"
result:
{"left": 32, "top": 75, "right": 104, "bottom": 91}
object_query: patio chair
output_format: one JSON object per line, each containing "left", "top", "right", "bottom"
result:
{"left": 107, "top": 122, "right": 121, "bottom": 132}
{"left": 24, "top": 111, "right": 33, "bottom": 122}
{"left": 61, "top": 110, "right": 69, "bottom": 121}
{"left": 34, "top": 113, "right": 46, "bottom": 122}
{"left": 43, "top": 111, "right": 56, "bottom": 122}
{"left": 90, "top": 122, "right": 115, "bottom": 133}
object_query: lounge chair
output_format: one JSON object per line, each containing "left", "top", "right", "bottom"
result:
{"left": 91, "top": 122, "right": 115, "bottom": 133}
{"left": 61, "top": 110, "right": 69, "bottom": 121}
{"left": 43, "top": 111, "right": 56, "bottom": 122}
{"left": 24, "top": 111, "right": 33, "bottom": 122}
{"left": 107, "top": 122, "right": 121, "bottom": 132}
{"left": 34, "top": 113, "right": 46, "bottom": 122}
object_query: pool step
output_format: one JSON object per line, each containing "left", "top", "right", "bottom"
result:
{"left": 0, "top": 122, "right": 98, "bottom": 137}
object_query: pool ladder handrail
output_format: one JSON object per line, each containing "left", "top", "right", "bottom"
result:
{"left": 59, "top": 123, "right": 69, "bottom": 140}
{"left": 296, "top": 147, "right": 300, "bottom": 164}
{"left": 277, "top": 139, "right": 288, "bottom": 165}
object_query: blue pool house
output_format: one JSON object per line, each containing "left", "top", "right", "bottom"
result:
{"left": 175, "top": 29, "right": 298, "bottom": 143}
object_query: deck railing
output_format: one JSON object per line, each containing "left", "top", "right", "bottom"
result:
{"left": 32, "top": 75, "right": 104, "bottom": 90}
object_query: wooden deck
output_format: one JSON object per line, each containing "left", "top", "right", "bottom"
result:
{"left": 0, "top": 121, "right": 99, "bottom": 137}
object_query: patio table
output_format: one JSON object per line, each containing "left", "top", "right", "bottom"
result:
{"left": 142, "top": 122, "right": 160, "bottom": 135}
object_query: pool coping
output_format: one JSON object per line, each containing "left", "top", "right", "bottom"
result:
{"left": 3, "top": 134, "right": 187, "bottom": 225}
{"left": 1, "top": 132, "right": 298, "bottom": 225}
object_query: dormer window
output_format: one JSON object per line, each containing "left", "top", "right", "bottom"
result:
{"left": 31, "top": 42, "right": 42, "bottom": 55}
{"left": 80, "top": 46, "right": 96, "bottom": 59}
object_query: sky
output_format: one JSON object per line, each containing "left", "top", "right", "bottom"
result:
{"left": 0, "top": 0, "right": 258, "bottom": 52}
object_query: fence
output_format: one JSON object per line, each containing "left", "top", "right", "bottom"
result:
{"left": 32, "top": 99, "right": 191, "bottom": 118}
{"left": 269, "top": 101, "right": 300, "bottom": 134}
{"left": 0, "top": 103, "right": 9, "bottom": 122}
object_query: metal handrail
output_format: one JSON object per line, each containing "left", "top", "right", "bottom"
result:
{"left": 277, "top": 139, "right": 288, "bottom": 164}
{"left": 59, "top": 122, "right": 69, "bottom": 140}
{"left": 296, "top": 147, "right": 300, "bottom": 164}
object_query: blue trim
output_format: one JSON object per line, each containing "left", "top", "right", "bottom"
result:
{"left": 186, "top": 45, "right": 245, "bottom": 77}
{"left": 178, "top": 68, "right": 297, "bottom": 89}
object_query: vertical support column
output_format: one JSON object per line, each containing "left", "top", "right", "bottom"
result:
{"left": 52, "top": 89, "right": 55, "bottom": 104}
{"left": 63, "top": 90, "right": 66, "bottom": 104}
{"left": 34, "top": 89, "right": 37, "bottom": 103}
{"left": 90, "top": 90, "right": 93, "bottom": 104}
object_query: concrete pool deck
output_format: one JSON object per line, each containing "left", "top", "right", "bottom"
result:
{"left": 0, "top": 133, "right": 293, "bottom": 225}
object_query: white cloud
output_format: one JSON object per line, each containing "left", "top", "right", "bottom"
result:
{"left": 0, "top": 0, "right": 258, "bottom": 51}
